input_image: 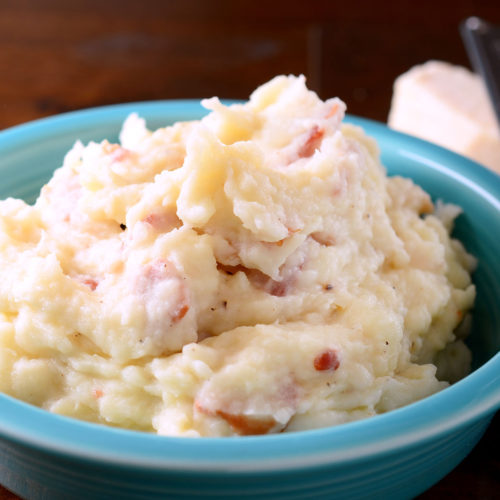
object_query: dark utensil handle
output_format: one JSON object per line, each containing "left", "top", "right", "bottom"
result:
{"left": 460, "top": 16, "right": 500, "bottom": 129}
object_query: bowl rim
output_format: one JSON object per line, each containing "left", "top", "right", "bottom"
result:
{"left": 0, "top": 100, "right": 499, "bottom": 473}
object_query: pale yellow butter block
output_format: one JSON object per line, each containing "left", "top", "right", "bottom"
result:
{"left": 388, "top": 60, "right": 500, "bottom": 173}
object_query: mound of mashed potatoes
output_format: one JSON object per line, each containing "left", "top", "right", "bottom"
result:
{"left": 0, "top": 76, "right": 476, "bottom": 436}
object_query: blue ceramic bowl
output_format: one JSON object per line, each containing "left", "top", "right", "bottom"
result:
{"left": 0, "top": 101, "right": 499, "bottom": 500}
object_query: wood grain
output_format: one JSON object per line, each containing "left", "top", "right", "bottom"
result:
{"left": 0, "top": 0, "right": 499, "bottom": 498}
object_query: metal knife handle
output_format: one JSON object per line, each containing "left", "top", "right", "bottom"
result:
{"left": 460, "top": 16, "right": 500, "bottom": 129}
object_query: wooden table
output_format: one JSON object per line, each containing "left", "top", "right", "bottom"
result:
{"left": 0, "top": 1, "right": 499, "bottom": 498}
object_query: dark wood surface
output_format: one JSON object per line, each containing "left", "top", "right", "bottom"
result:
{"left": 0, "top": 0, "right": 499, "bottom": 498}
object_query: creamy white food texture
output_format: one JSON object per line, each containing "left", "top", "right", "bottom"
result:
{"left": 0, "top": 76, "right": 476, "bottom": 436}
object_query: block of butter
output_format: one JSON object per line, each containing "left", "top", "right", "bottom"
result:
{"left": 388, "top": 60, "right": 500, "bottom": 173}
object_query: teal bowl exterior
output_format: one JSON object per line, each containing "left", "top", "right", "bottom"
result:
{"left": 0, "top": 101, "right": 499, "bottom": 500}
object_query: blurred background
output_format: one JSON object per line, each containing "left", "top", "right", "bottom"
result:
{"left": 0, "top": 0, "right": 499, "bottom": 498}
{"left": 1, "top": 0, "right": 500, "bottom": 129}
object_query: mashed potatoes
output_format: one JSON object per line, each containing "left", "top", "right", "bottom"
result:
{"left": 0, "top": 76, "right": 476, "bottom": 436}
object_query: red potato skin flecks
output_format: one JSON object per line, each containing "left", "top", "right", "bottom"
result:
{"left": 287, "top": 102, "right": 338, "bottom": 164}
{"left": 92, "top": 388, "right": 104, "bottom": 399}
{"left": 297, "top": 126, "right": 324, "bottom": 159}
{"left": 139, "top": 259, "right": 190, "bottom": 325}
{"left": 140, "top": 259, "right": 175, "bottom": 285}
{"left": 314, "top": 349, "right": 340, "bottom": 371}
{"left": 194, "top": 381, "right": 298, "bottom": 436}
{"left": 109, "top": 146, "right": 132, "bottom": 163}
{"left": 193, "top": 403, "right": 281, "bottom": 436}
{"left": 82, "top": 277, "right": 98, "bottom": 291}
{"left": 102, "top": 142, "right": 134, "bottom": 164}
{"left": 310, "top": 231, "right": 335, "bottom": 246}
{"left": 325, "top": 102, "right": 340, "bottom": 119}
{"left": 216, "top": 263, "right": 293, "bottom": 297}
{"left": 142, "top": 212, "right": 182, "bottom": 233}
{"left": 172, "top": 303, "right": 189, "bottom": 322}
{"left": 214, "top": 410, "right": 278, "bottom": 435}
